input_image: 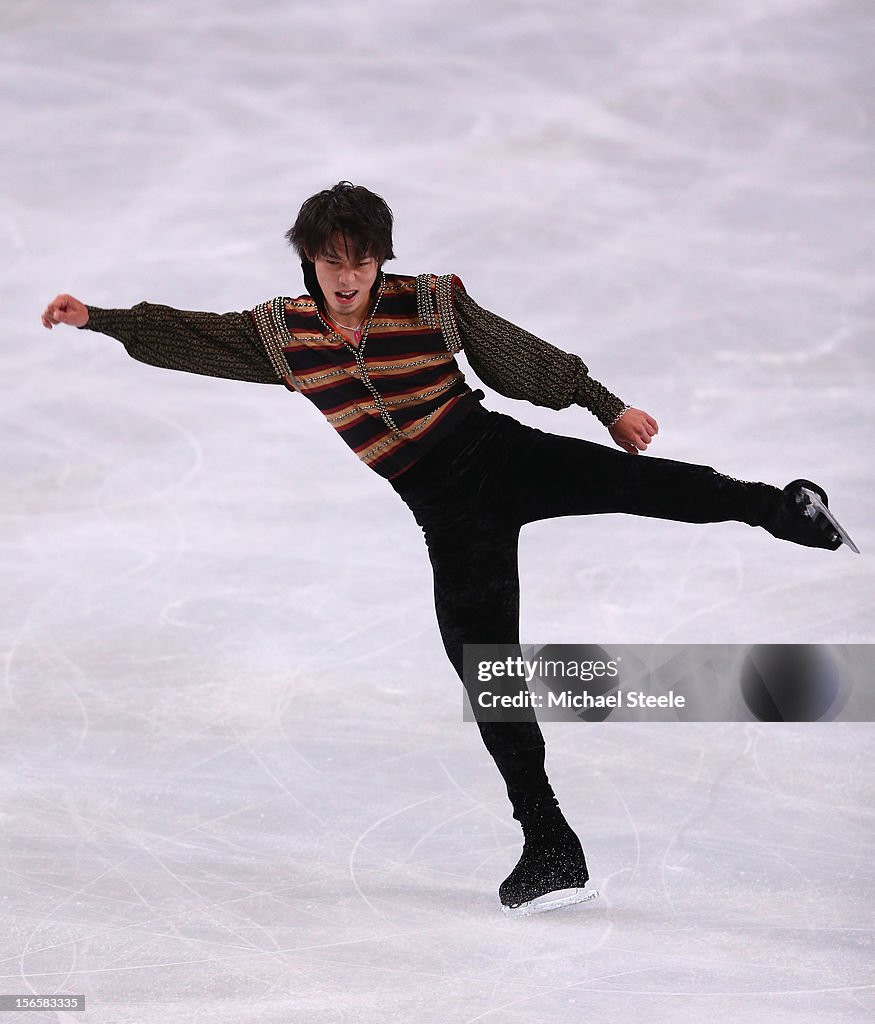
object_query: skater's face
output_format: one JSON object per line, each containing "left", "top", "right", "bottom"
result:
{"left": 312, "top": 234, "right": 380, "bottom": 327}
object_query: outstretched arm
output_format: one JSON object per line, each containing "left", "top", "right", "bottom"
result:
{"left": 41, "top": 293, "right": 282, "bottom": 386}
{"left": 451, "top": 285, "right": 658, "bottom": 453}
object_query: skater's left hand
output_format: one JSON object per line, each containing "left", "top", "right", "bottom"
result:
{"left": 609, "top": 408, "right": 658, "bottom": 454}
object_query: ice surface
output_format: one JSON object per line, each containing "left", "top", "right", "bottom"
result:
{"left": 2, "top": 0, "right": 874, "bottom": 1020}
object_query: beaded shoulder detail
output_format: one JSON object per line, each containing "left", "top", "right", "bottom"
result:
{"left": 250, "top": 297, "right": 300, "bottom": 392}
{"left": 415, "top": 273, "right": 463, "bottom": 354}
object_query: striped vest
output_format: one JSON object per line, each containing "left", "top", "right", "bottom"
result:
{"left": 250, "top": 273, "right": 481, "bottom": 479}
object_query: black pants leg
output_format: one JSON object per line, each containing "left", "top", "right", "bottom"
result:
{"left": 423, "top": 519, "right": 558, "bottom": 820}
{"left": 511, "top": 425, "right": 775, "bottom": 527}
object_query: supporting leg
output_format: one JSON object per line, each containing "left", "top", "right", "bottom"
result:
{"left": 423, "top": 521, "right": 560, "bottom": 823}
{"left": 423, "top": 520, "right": 590, "bottom": 910}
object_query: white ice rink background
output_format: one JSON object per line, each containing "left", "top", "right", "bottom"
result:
{"left": 2, "top": 1, "right": 874, "bottom": 1020}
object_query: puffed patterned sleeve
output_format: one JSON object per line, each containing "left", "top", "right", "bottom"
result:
{"left": 450, "top": 282, "right": 628, "bottom": 427}
{"left": 79, "top": 302, "right": 283, "bottom": 385}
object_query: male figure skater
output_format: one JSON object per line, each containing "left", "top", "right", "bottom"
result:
{"left": 42, "top": 182, "right": 845, "bottom": 916}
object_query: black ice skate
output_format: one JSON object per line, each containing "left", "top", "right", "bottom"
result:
{"left": 795, "top": 481, "right": 860, "bottom": 553}
{"left": 499, "top": 814, "right": 598, "bottom": 918}
{"left": 764, "top": 479, "right": 854, "bottom": 552}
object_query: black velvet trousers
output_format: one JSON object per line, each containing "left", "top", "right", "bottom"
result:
{"left": 390, "top": 402, "right": 774, "bottom": 823}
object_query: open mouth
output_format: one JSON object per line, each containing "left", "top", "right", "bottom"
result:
{"left": 335, "top": 290, "right": 358, "bottom": 303}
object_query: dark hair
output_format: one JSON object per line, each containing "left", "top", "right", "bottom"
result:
{"left": 285, "top": 181, "right": 395, "bottom": 265}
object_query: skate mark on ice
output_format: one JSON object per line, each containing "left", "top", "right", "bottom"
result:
{"left": 462, "top": 965, "right": 657, "bottom": 1024}
{"left": 3, "top": 599, "right": 92, "bottom": 762}
{"left": 348, "top": 793, "right": 443, "bottom": 927}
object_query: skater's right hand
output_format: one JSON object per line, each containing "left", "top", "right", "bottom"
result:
{"left": 41, "top": 294, "right": 89, "bottom": 330}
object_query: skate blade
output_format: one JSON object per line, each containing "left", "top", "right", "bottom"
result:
{"left": 800, "top": 488, "right": 860, "bottom": 553}
{"left": 501, "top": 887, "right": 599, "bottom": 918}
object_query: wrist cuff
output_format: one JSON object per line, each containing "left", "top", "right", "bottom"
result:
{"left": 608, "top": 404, "right": 631, "bottom": 428}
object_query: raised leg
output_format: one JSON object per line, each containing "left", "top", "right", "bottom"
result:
{"left": 509, "top": 427, "right": 774, "bottom": 528}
